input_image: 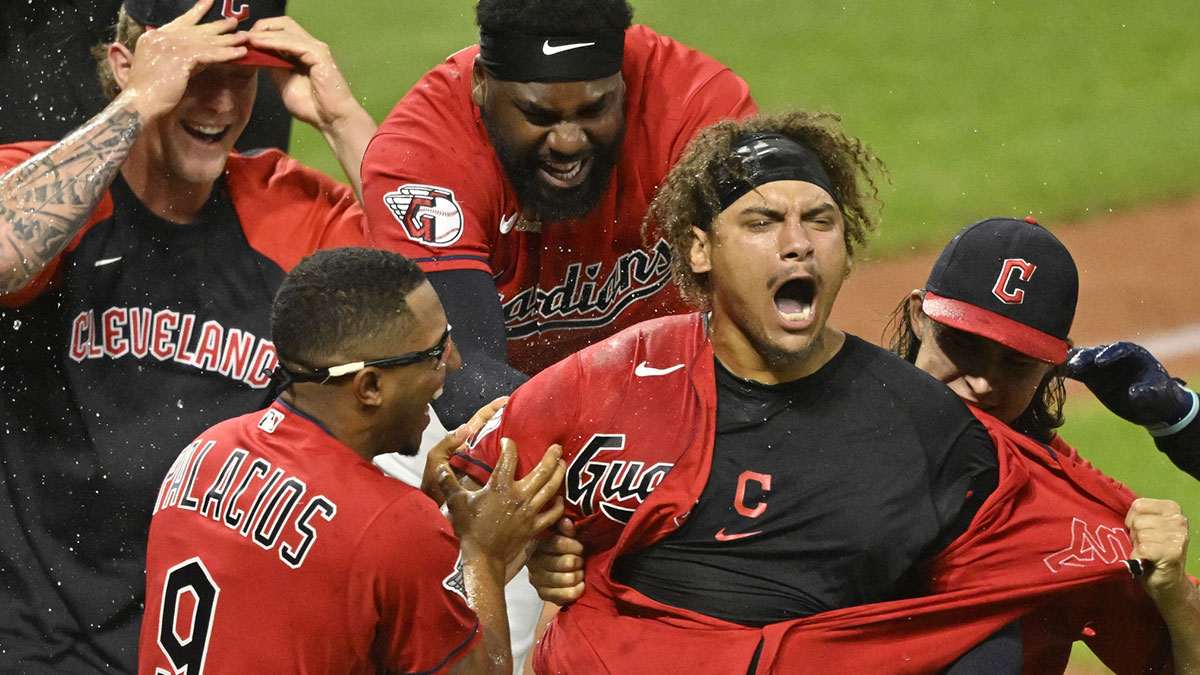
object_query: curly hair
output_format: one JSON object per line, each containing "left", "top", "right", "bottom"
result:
{"left": 90, "top": 8, "right": 146, "bottom": 101}
{"left": 645, "top": 110, "right": 885, "bottom": 305}
{"left": 476, "top": 0, "right": 633, "bottom": 35}
{"left": 271, "top": 248, "right": 428, "bottom": 371}
{"left": 886, "top": 294, "right": 1068, "bottom": 443}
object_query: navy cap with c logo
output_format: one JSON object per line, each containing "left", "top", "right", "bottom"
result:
{"left": 922, "top": 216, "right": 1078, "bottom": 364}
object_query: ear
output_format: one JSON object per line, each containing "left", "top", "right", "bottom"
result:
{"left": 688, "top": 226, "right": 712, "bottom": 274}
{"left": 907, "top": 289, "right": 930, "bottom": 339}
{"left": 351, "top": 368, "right": 385, "bottom": 409}
{"left": 108, "top": 43, "right": 135, "bottom": 92}
{"left": 471, "top": 55, "right": 488, "bottom": 109}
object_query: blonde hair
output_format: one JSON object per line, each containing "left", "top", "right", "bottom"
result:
{"left": 90, "top": 8, "right": 147, "bottom": 100}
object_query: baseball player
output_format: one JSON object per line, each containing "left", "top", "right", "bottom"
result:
{"left": 0, "top": 0, "right": 374, "bottom": 670}
{"left": 138, "top": 247, "right": 567, "bottom": 674}
{"left": 533, "top": 216, "right": 1200, "bottom": 673}
{"left": 362, "top": 1, "right": 754, "bottom": 666}
{"left": 448, "top": 111, "right": 1059, "bottom": 672}
{"left": 891, "top": 216, "right": 1200, "bottom": 672}
{"left": 361, "top": 0, "right": 757, "bottom": 427}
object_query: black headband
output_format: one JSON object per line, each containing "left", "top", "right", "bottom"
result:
{"left": 702, "top": 132, "right": 839, "bottom": 227}
{"left": 478, "top": 31, "right": 625, "bottom": 83}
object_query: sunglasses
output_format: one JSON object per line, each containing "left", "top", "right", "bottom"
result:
{"left": 270, "top": 325, "right": 453, "bottom": 388}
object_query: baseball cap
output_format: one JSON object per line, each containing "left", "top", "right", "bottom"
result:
{"left": 123, "top": 0, "right": 294, "bottom": 69}
{"left": 922, "top": 216, "right": 1078, "bottom": 364}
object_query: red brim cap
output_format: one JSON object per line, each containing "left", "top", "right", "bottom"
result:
{"left": 235, "top": 48, "right": 295, "bottom": 69}
{"left": 923, "top": 291, "right": 1069, "bottom": 364}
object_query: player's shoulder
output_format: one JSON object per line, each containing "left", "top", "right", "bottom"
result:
{"left": 841, "top": 334, "right": 973, "bottom": 417}
{"left": 573, "top": 312, "right": 707, "bottom": 370}
{"left": 623, "top": 24, "right": 737, "bottom": 80}
{"left": 374, "top": 45, "right": 481, "bottom": 140}
{"left": 225, "top": 148, "right": 356, "bottom": 206}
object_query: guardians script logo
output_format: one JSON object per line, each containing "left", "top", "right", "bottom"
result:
{"left": 566, "top": 434, "right": 672, "bottom": 524}
{"left": 502, "top": 239, "right": 672, "bottom": 339}
{"left": 1042, "top": 517, "right": 1131, "bottom": 573}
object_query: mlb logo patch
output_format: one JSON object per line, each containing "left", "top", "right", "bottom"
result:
{"left": 257, "top": 409, "right": 285, "bottom": 433}
{"left": 442, "top": 553, "right": 468, "bottom": 603}
{"left": 383, "top": 184, "right": 464, "bottom": 247}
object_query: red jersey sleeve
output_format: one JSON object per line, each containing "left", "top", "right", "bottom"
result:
{"left": 226, "top": 150, "right": 367, "bottom": 273}
{"left": 450, "top": 354, "right": 582, "bottom": 486}
{"left": 666, "top": 61, "right": 757, "bottom": 163}
{"left": 0, "top": 141, "right": 113, "bottom": 307}
{"left": 355, "top": 491, "right": 480, "bottom": 674}
{"left": 361, "top": 51, "right": 504, "bottom": 276}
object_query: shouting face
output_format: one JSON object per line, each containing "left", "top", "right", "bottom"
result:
{"left": 474, "top": 64, "right": 626, "bottom": 223}
{"left": 692, "top": 180, "right": 850, "bottom": 383}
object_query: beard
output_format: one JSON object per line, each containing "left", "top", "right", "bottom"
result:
{"left": 482, "top": 111, "right": 624, "bottom": 223}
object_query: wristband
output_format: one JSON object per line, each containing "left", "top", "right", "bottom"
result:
{"left": 1148, "top": 388, "right": 1200, "bottom": 438}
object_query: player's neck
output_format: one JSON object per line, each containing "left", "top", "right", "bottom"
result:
{"left": 120, "top": 146, "right": 214, "bottom": 224}
{"left": 280, "top": 390, "right": 377, "bottom": 463}
{"left": 710, "top": 324, "right": 845, "bottom": 385}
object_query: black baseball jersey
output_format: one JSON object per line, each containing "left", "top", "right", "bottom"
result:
{"left": 614, "top": 335, "right": 998, "bottom": 626}
{"left": 0, "top": 143, "right": 364, "bottom": 673}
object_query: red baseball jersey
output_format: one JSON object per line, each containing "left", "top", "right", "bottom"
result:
{"left": 362, "top": 25, "right": 756, "bottom": 374}
{"left": 138, "top": 401, "right": 479, "bottom": 674}
{"left": 451, "top": 314, "right": 1174, "bottom": 674}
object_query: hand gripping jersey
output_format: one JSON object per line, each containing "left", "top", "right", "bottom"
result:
{"left": 0, "top": 141, "right": 365, "bottom": 673}
{"left": 362, "top": 25, "right": 756, "bottom": 374}
{"left": 138, "top": 401, "right": 480, "bottom": 674}
{"left": 451, "top": 314, "right": 1176, "bottom": 674}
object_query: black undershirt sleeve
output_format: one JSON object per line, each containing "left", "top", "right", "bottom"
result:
{"left": 426, "top": 269, "right": 529, "bottom": 427}
{"left": 929, "top": 417, "right": 1000, "bottom": 552}
{"left": 941, "top": 620, "right": 1023, "bottom": 674}
{"left": 1153, "top": 416, "right": 1200, "bottom": 481}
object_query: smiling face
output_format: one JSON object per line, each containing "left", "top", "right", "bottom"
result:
{"left": 909, "top": 292, "right": 1053, "bottom": 425}
{"left": 691, "top": 180, "right": 849, "bottom": 383}
{"left": 474, "top": 63, "right": 626, "bottom": 222}
{"left": 147, "top": 62, "right": 258, "bottom": 186}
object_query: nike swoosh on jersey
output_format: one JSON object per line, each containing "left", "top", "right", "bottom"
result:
{"left": 499, "top": 212, "right": 519, "bottom": 234}
{"left": 93, "top": 256, "right": 123, "bottom": 267}
{"left": 542, "top": 40, "right": 596, "bottom": 56}
{"left": 714, "top": 527, "right": 763, "bottom": 542}
{"left": 634, "top": 361, "right": 685, "bottom": 377}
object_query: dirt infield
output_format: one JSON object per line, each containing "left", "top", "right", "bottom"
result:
{"left": 833, "top": 196, "right": 1200, "bottom": 380}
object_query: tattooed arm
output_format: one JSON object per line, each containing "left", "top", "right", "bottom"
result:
{"left": 0, "top": 105, "right": 142, "bottom": 294}
{"left": 0, "top": 0, "right": 248, "bottom": 295}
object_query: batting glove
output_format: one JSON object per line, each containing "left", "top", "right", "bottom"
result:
{"left": 1066, "top": 342, "right": 1199, "bottom": 435}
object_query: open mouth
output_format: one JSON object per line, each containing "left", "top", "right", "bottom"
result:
{"left": 774, "top": 278, "right": 815, "bottom": 323}
{"left": 538, "top": 156, "right": 592, "bottom": 189}
{"left": 181, "top": 121, "right": 230, "bottom": 145}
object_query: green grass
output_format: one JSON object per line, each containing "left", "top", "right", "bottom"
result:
{"left": 286, "top": 0, "right": 1200, "bottom": 257}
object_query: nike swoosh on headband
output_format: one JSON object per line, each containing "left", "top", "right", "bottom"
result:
{"left": 542, "top": 40, "right": 596, "bottom": 56}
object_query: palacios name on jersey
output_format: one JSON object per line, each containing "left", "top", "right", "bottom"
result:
{"left": 67, "top": 305, "right": 278, "bottom": 388}
{"left": 152, "top": 426, "right": 338, "bottom": 570}
{"left": 501, "top": 239, "right": 673, "bottom": 339}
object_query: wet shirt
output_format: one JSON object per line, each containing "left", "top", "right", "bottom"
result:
{"left": 0, "top": 143, "right": 363, "bottom": 673}
{"left": 613, "top": 336, "right": 998, "bottom": 626}
{"left": 139, "top": 401, "right": 479, "bottom": 674}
